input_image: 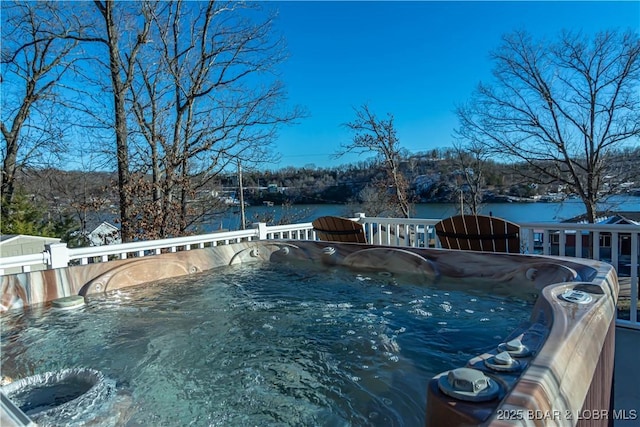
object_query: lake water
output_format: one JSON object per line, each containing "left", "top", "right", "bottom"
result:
{"left": 208, "top": 195, "right": 640, "bottom": 231}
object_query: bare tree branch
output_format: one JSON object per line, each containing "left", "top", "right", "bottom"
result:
{"left": 338, "top": 104, "right": 411, "bottom": 218}
{"left": 123, "top": 0, "right": 304, "bottom": 238}
{"left": 1, "top": 1, "right": 84, "bottom": 215}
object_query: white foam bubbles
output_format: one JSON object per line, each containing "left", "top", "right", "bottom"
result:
{"left": 439, "top": 302, "right": 452, "bottom": 312}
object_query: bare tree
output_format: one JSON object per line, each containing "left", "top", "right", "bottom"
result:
{"left": 1, "top": 1, "right": 81, "bottom": 216}
{"left": 338, "top": 105, "right": 411, "bottom": 218}
{"left": 456, "top": 30, "right": 640, "bottom": 223}
{"left": 451, "top": 140, "right": 489, "bottom": 215}
{"left": 126, "top": 0, "right": 303, "bottom": 238}
{"left": 352, "top": 185, "right": 396, "bottom": 217}
{"left": 88, "top": 1, "right": 151, "bottom": 242}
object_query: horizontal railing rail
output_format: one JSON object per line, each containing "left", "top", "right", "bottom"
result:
{"left": 0, "top": 252, "right": 50, "bottom": 275}
{"left": 355, "top": 215, "right": 440, "bottom": 247}
{"left": 1, "top": 215, "right": 637, "bottom": 329}
{"left": 64, "top": 228, "right": 260, "bottom": 266}
{"left": 263, "top": 222, "right": 316, "bottom": 240}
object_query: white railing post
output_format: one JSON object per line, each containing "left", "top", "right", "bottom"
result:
{"left": 630, "top": 232, "right": 638, "bottom": 325}
{"left": 252, "top": 222, "right": 268, "bottom": 240}
{"left": 592, "top": 231, "right": 600, "bottom": 260}
{"left": 45, "top": 243, "right": 70, "bottom": 269}
{"left": 525, "top": 228, "right": 535, "bottom": 253}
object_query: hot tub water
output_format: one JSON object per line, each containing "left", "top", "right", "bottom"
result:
{"left": 1, "top": 262, "right": 535, "bottom": 426}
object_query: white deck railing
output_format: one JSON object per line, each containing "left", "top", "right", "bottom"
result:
{"left": 518, "top": 221, "right": 639, "bottom": 329}
{"left": 1, "top": 215, "right": 637, "bottom": 328}
{"left": 0, "top": 252, "right": 50, "bottom": 274}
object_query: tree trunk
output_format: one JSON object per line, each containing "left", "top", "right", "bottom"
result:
{"left": 96, "top": 0, "right": 148, "bottom": 242}
{"left": 1, "top": 80, "right": 38, "bottom": 216}
{"left": 389, "top": 160, "right": 410, "bottom": 218}
{"left": 1, "top": 140, "right": 17, "bottom": 216}
{"left": 1, "top": 168, "right": 16, "bottom": 217}
{"left": 104, "top": 5, "right": 133, "bottom": 242}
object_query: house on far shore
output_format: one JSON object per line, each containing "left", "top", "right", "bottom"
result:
{"left": 0, "top": 234, "right": 61, "bottom": 274}
{"left": 83, "top": 221, "right": 121, "bottom": 247}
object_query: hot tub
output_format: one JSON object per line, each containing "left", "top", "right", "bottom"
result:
{"left": 0, "top": 240, "right": 618, "bottom": 426}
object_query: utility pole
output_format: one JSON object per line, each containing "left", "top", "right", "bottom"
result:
{"left": 237, "top": 159, "right": 246, "bottom": 230}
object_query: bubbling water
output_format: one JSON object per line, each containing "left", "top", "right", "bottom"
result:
{"left": 1, "top": 262, "right": 534, "bottom": 426}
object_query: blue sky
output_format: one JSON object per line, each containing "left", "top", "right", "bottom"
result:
{"left": 266, "top": 1, "right": 640, "bottom": 169}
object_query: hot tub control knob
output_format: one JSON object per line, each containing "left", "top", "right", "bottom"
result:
{"left": 437, "top": 367, "right": 501, "bottom": 402}
{"left": 323, "top": 247, "right": 336, "bottom": 256}
{"left": 559, "top": 289, "right": 593, "bottom": 305}
{"left": 505, "top": 339, "right": 524, "bottom": 351}
{"left": 484, "top": 351, "right": 522, "bottom": 372}
{"left": 498, "top": 338, "right": 531, "bottom": 357}
{"left": 494, "top": 351, "right": 514, "bottom": 365}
